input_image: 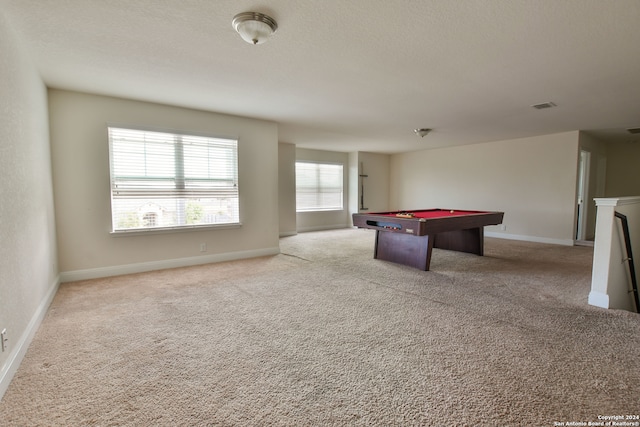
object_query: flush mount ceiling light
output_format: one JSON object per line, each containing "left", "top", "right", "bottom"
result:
{"left": 414, "top": 128, "right": 432, "bottom": 138}
{"left": 531, "top": 101, "right": 557, "bottom": 110}
{"left": 232, "top": 12, "right": 278, "bottom": 45}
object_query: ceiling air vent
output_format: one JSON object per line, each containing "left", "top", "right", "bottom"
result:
{"left": 626, "top": 127, "right": 640, "bottom": 134}
{"left": 531, "top": 102, "right": 557, "bottom": 110}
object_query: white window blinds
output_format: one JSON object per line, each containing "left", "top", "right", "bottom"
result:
{"left": 108, "top": 127, "right": 239, "bottom": 231}
{"left": 295, "top": 162, "right": 343, "bottom": 211}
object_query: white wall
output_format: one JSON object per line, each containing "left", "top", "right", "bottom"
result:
{"left": 390, "top": 132, "right": 581, "bottom": 244}
{"left": 295, "top": 148, "right": 350, "bottom": 232}
{"left": 0, "top": 15, "right": 59, "bottom": 399}
{"left": 49, "top": 90, "right": 280, "bottom": 280}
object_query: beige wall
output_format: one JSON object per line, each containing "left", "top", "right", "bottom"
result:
{"left": 390, "top": 132, "right": 581, "bottom": 244}
{"left": 578, "top": 132, "right": 608, "bottom": 240}
{"left": 0, "top": 15, "right": 59, "bottom": 398}
{"left": 348, "top": 152, "right": 360, "bottom": 223}
{"left": 278, "top": 142, "right": 297, "bottom": 236}
{"left": 356, "top": 152, "right": 390, "bottom": 213}
{"left": 348, "top": 151, "right": 391, "bottom": 226}
{"left": 604, "top": 140, "right": 640, "bottom": 197}
{"left": 49, "top": 90, "right": 280, "bottom": 279}
{"left": 295, "top": 148, "right": 350, "bottom": 231}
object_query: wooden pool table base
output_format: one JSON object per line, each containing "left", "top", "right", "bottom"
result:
{"left": 375, "top": 227, "right": 484, "bottom": 271}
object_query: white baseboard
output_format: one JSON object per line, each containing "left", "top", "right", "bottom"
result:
{"left": 296, "top": 225, "right": 349, "bottom": 233}
{"left": 59, "top": 246, "right": 280, "bottom": 282}
{"left": 485, "top": 231, "right": 574, "bottom": 246}
{"left": 0, "top": 275, "right": 60, "bottom": 401}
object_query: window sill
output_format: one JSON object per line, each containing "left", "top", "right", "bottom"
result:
{"left": 296, "top": 209, "right": 344, "bottom": 213}
{"left": 110, "top": 222, "right": 242, "bottom": 237}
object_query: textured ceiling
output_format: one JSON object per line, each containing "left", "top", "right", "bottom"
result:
{"left": 2, "top": 0, "right": 640, "bottom": 153}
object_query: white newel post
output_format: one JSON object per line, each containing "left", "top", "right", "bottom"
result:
{"left": 589, "top": 196, "right": 640, "bottom": 312}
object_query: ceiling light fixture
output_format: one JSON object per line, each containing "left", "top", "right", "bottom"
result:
{"left": 531, "top": 102, "right": 557, "bottom": 110}
{"left": 232, "top": 12, "right": 278, "bottom": 45}
{"left": 414, "top": 128, "right": 432, "bottom": 138}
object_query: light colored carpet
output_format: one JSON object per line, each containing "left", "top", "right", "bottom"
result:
{"left": 1, "top": 229, "right": 638, "bottom": 426}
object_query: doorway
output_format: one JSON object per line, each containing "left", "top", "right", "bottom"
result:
{"left": 576, "top": 150, "right": 591, "bottom": 242}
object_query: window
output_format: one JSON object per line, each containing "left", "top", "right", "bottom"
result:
{"left": 108, "top": 127, "right": 239, "bottom": 232}
{"left": 295, "top": 162, "right": 343, "bottom": 212}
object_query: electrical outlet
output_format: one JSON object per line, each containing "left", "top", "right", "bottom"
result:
{"left": 200, "top": 243, "right": 207, "bottom": 252}
{"left": 1, "top": 329, "right": 7, "bottom": 352}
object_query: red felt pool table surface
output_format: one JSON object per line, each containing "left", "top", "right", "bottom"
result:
{"left": 377, "top": 209, "right": 486, "bottom": 219}
{"left": 352, "top": 209, "right": 504, "bottom": 271}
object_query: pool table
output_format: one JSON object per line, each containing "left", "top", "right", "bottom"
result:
{"left": 352, "top": 209, "right": 504, "bottom": 271}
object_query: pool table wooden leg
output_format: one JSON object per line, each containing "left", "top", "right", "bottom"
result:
{"left": 374, "top": 231, "right": 434, "bottom": 271}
